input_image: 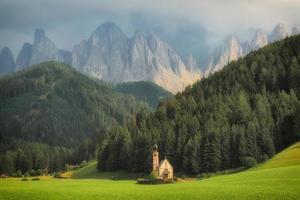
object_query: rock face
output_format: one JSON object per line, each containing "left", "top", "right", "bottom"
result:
{"left": 268, "top": 23, "right": 289, "bottom": 43}
{"left": 72, "top": 40, "right": 89, "bottom": 71}
{"left": 59, "top": 50, "right": 72, "bottom": 66}
{"left": 16, "top": 43, "right": 32, "bottom": 70}
{"left": 16, "top": 29, "right": 72, "bottom": 70}
{"left": 205, "top": 35, "right": 243, "bottom": 75}
{"left": 29, "top": 29, "right": 64, "bottom": 66}
{"left": 204, "top": 23, "right": 292, "bottom": 76}
{"left": 72, "top": 23, "right": 201, "bottom": 93}
{"left": 250, "top": 29, "right": 268, "bottom": 50}
{"left": 183, "top": 55, "right": 199, "bottom": 71}
{"left": 0, "top": 47, "right": 16, "bottom": 75}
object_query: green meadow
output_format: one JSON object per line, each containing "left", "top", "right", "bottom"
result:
{"left": 1, "top": 142, "right": 300, "bottom": 200}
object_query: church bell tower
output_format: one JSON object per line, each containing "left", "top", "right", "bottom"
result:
{"left": 152, "top": 144, "right": 159, "bottom": 172}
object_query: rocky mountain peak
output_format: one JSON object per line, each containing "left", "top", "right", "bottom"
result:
{"left": 1, "top": 47, "right": 12, "bottom": 55}
{"left": 34, "top": 29, "right": 47, "bottom": 44}
{"left": 133, "top": 30, "right": 147, "bottom": 41}
{"left": 15, "top": 29, "right": 72, "bottom": 67}
{"left": 89, "top": 22, "right": 128, "bottom": 46}
{"left": 16, "top": 42, "right": 33, "bottom": 70}
{"left": 72, "top": 40, "right": 89, "bottom": 71}
{"left": 29, "top": 29, "right": 63, "bottom": 66}
{"left": 250, "top": 29, "right": 268, "bottom": 50}
{"left": 204, "top": 35, "right": 243, "bottom": 76}
{"left": 146, "top": 32, "right": 164, "bottom": 52}
{"left": 72, "top": 23, "right": 200, "bottom": 93}
{"left": 204, "top": 22, "right": 297, "bottom": 77}
{"left": 0, "top": 47, "right": 16, "bottom": 75}
{"left": 224, "top": 35, "right": 243, "bottom": 62}
{"left": 269, "top": 23, "right": 289, "bottom": 42}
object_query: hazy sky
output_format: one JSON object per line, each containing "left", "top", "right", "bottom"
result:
{"left": 0, "top": 0, "right": 299, "bottom": 57}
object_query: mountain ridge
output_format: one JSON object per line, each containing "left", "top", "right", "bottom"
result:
{"left": 204, "top": 23, "right": 298, "bottom": 76}
{"left": 72, "top": 23, "right": 201, "bottom": 93}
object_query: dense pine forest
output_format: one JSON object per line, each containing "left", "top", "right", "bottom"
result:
{"left": 0, "top": 62, "right": 148, "bottom": 175}
{"left": 98, "top": 35, "right": 300, "bottom": 174}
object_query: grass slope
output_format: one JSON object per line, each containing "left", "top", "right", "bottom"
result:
{"left": 1, "top": 142, "right": 300, "bottom": 200}
{"left": 71, "top": 161, "right": 143, "bottom": 180}
{"left": 254, "top": 142, "right": 300, "bottom": 170}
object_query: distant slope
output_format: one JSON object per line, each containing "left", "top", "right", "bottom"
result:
{"left": 255, "top": 142, "right": 300, "bottom": 170}
{"left": 0, "top": 61, "right": 147, "bottom": 149}
{"left": 115, "top": 81, "right": 173, "bottom": 108}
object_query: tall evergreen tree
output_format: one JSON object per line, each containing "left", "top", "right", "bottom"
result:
{"left": 183, "top": 136, "right": 200, "bottom": 174}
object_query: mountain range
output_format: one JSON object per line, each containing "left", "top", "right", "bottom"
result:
{"left": 0, "top": 22, "right": 299, "bottom": 93}
{"left": 72, "top": 23, "right": 201, "bottom": 93}
{"left": 204, "top": 23, "right": 298, "bottom": 76}
{"left": 0, "top": 23, "right": 201, "bottom": 93}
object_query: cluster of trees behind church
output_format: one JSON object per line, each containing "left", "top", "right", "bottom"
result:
{"left": 98, "top": 35, "right": 300, "bottom": 174}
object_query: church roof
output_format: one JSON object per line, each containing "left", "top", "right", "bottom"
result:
{"left": 159, "top": 158, "right": 173, "bottom": 168}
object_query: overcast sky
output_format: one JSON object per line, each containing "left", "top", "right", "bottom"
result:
{"left": 0, "top": 0, "right": 299, "bottom": 57}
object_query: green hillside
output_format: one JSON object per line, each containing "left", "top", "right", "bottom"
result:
{"left": 0, "top": 61, "right": 148, "bottom": 174}
{"left": 0, "top": 142, "right": 299, "bottom": 200}
{"left": 254, "top": 142, "right": 300, "bottom": 170}
{"left": 98, "top": 35, "right": 300, "bottom": 174}
{"left": 115, "top": 81, "right": 173, "bottom": 108}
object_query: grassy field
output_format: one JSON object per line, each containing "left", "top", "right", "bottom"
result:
{"left": 71, "top": 161, "right": 144, "bottom": 180}
{"left": 1, "top": 142, "right": 300, "bottom": 200}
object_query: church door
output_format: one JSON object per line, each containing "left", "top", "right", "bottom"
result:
{"left": 162, "top": 169, "right": 170, "bottom": 180}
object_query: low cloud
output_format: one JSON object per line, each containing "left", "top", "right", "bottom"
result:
{"left": 0, "top": 0, "right": 299, "bottom": 56}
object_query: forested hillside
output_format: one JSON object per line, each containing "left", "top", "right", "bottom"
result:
{"left": 0, "top": 62, "right": 148, "bottom": 175}
{"left": 115, "top": 81, "right": 173, "bottom": 108}
{"left": 98, "top": 35, "right": 300, "bottom": 174}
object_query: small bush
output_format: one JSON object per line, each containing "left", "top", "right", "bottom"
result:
{"left": 180, "top": 174, "right": 187, "bottom": 179}
{"left": 24, "top": 171, "right": 30, "bottom": 177}
{"left": 36, "top": 169, "right": 43, "bottom": 176}
{"left": 148, "top": 171, "right": 159, "bottom": 179}
{"left": 29, "top": 169, "right": 36, "bottom": 176}
{"left": 16, "top": 170, "right": 22, "bottom": 177}
{"left": 197, "top": 173, "right": 215, "bottom": 179}
{"left": 21, "top": 178, "right": 28, "bottom": 181}
{"left": 32, "top": 178, "right": 39, "bottom": 181}
{"left": 260, "top": 154, "right": 269, "bottom": 162}
{"left": 54, "top": 173, "right": 63, "bottom": 178}
{"left": 10, "top": 173, "right": 18, "bottom": 177}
